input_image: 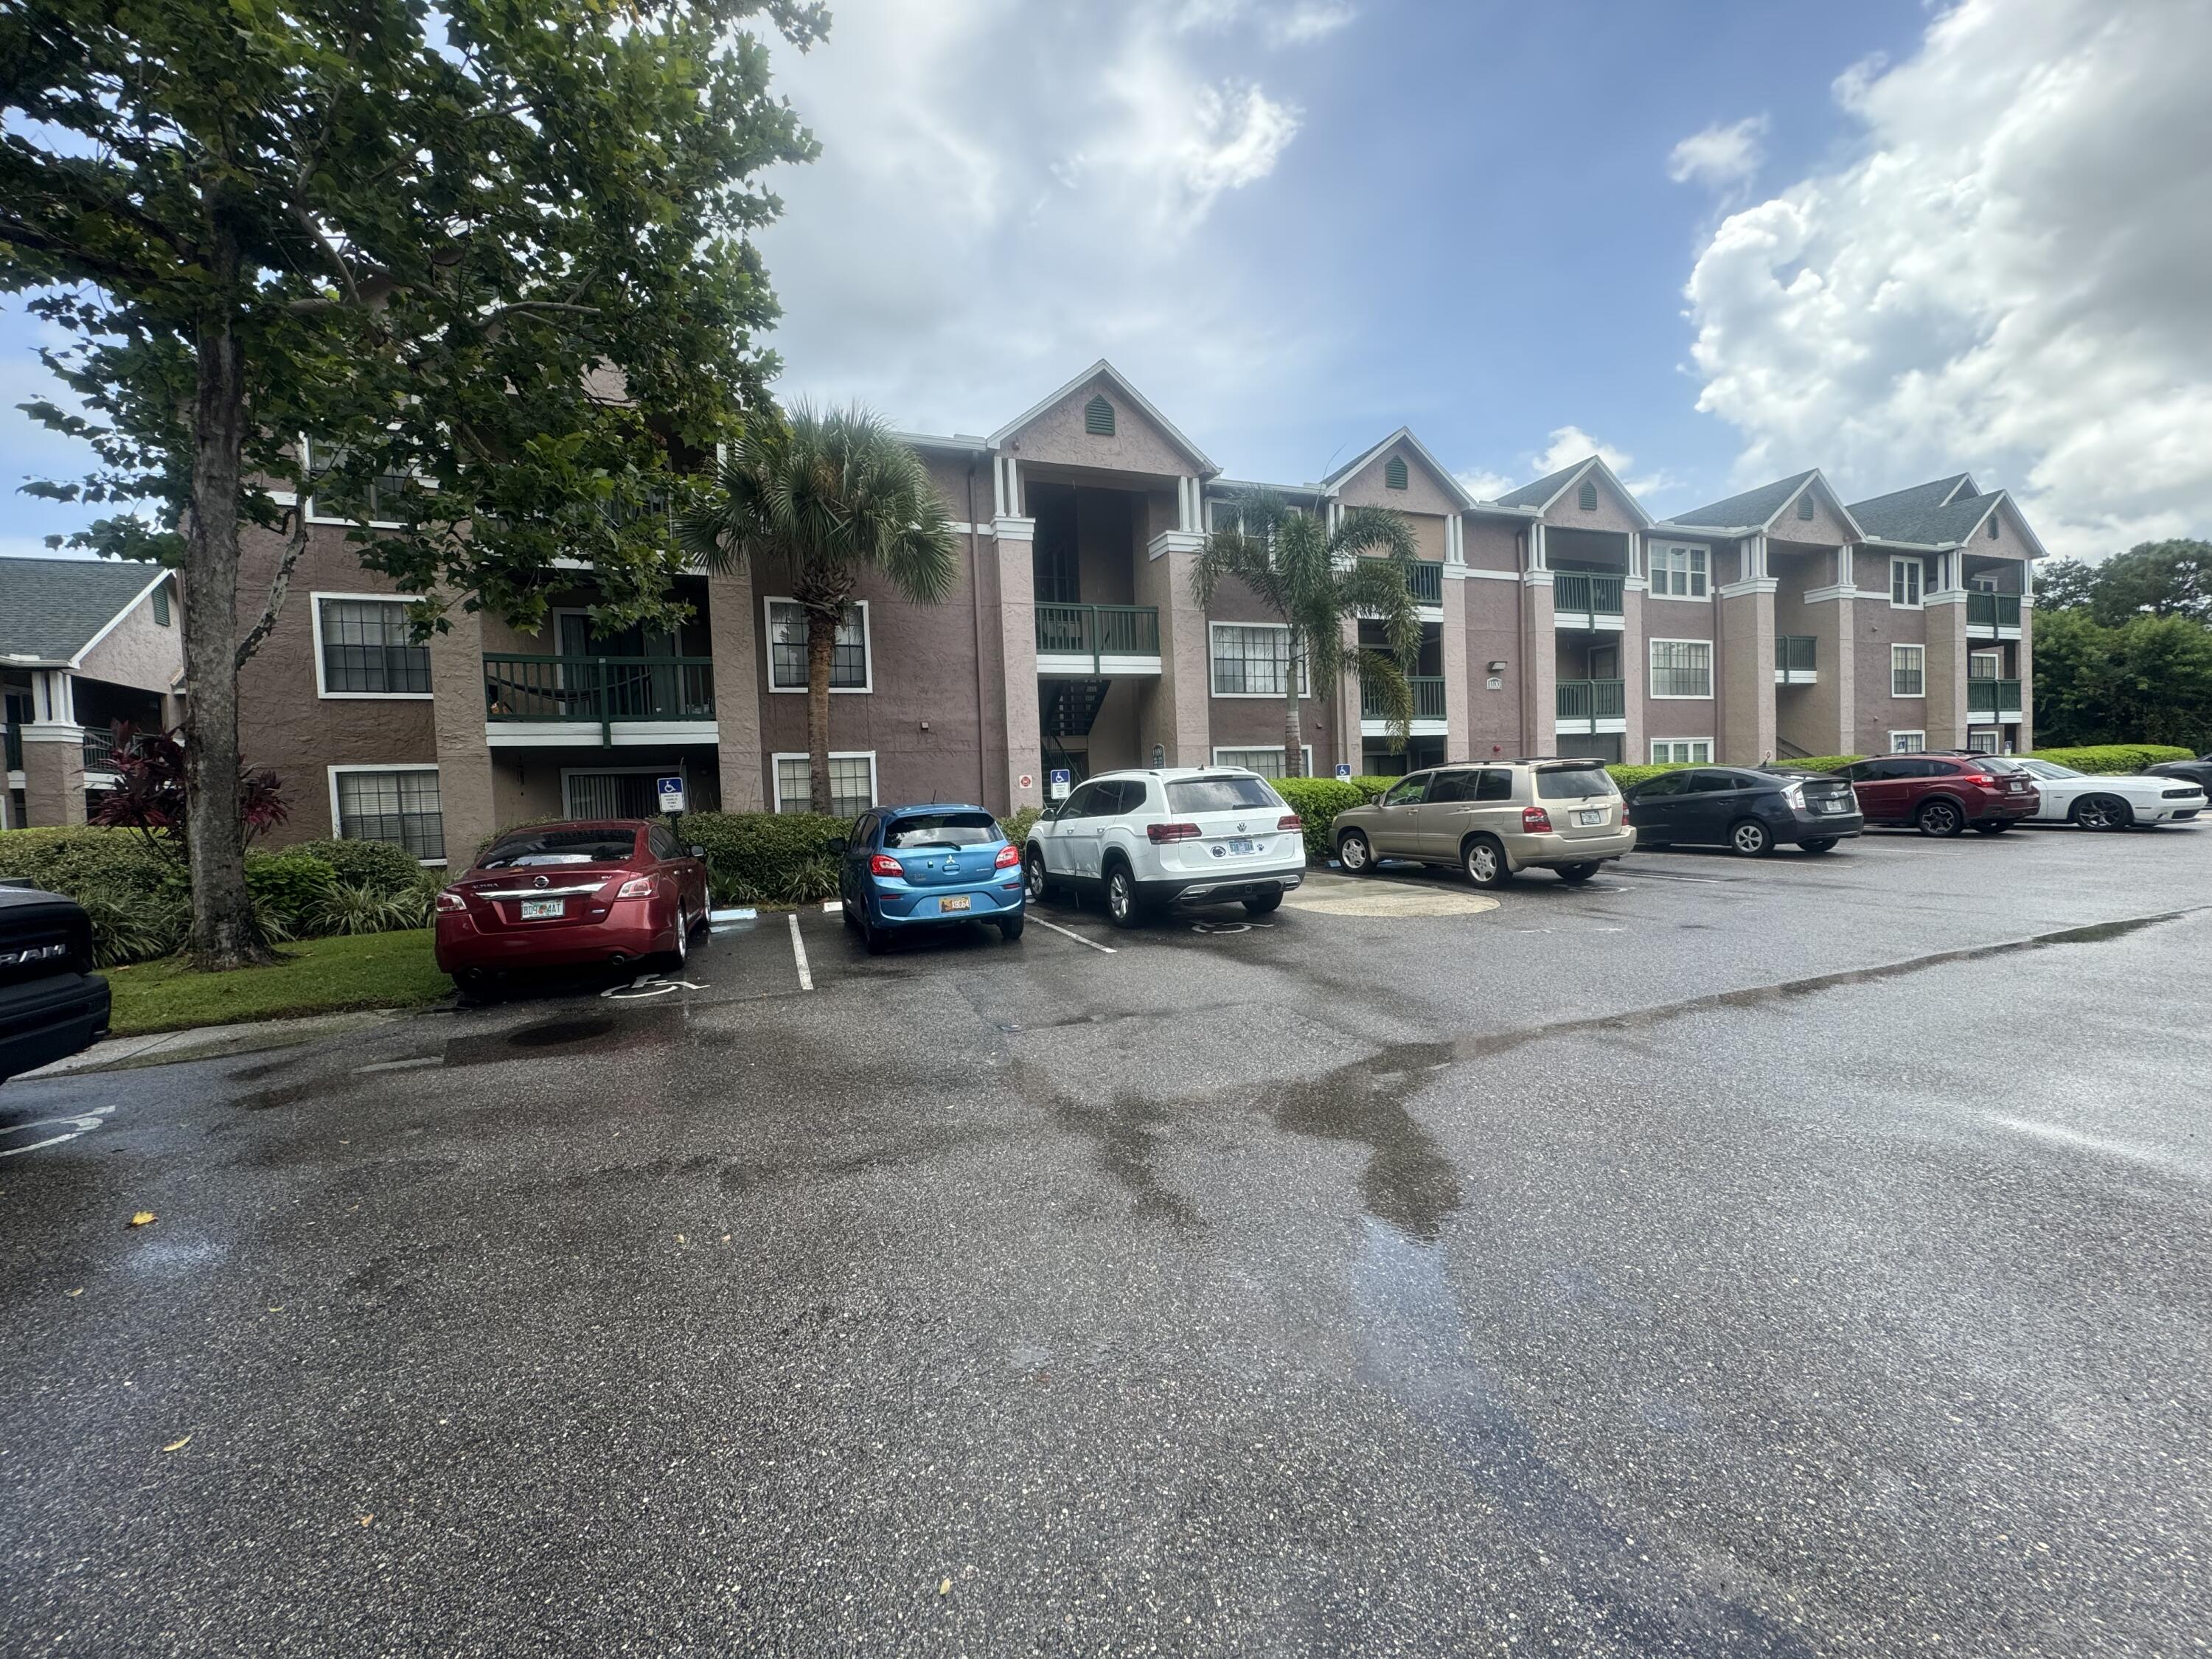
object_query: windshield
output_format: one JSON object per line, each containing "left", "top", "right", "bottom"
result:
{"left": 886, "top": 810, "right": 1001, "bottom": 849}
{"left": 1166, "top": 775, "right": 1281, "bottom": 814}
{"left": 480, "top": 828, "right": 638, "bottom": 869}
{"left": 1534, "top": 766, "right": 1618, "bottom": 800}
{"left": 2021, "top": 759, "right": 2079, "bottom": 779}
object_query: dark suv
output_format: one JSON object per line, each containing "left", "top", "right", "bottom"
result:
{"left": 1622, "top": 766, "right": 1863, "bottom": 855}
{"left": 1837, "top": 754, "right": 2040, "bottom": 836}
{"left": 0, "top": 885, "right": 111, "bottom": 1084}
{"left": 2145, "top": 754, "right": 2212, "bottom": 796}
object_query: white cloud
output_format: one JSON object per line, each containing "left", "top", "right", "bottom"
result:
{"left": 1682, "top": 0, "right": 2212, "bottom": 557}
{"left": 1458, "top": 425, "right": 1674, "bottom": 503}
{"left": 1666, "top": 115, "right": 1768, "bottom": 191}
{"left": 1177, "top": 0, "right": 1357, "bottom": 47}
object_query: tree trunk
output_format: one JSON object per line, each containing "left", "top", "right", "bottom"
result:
{"left": 181, "top": 224, "right": 273, "bottom": 970}
{"left": 805, "top": 605, "right": 835, "bottom": 814}
{"left": 1284, "top": 628, "right": 1305, "bottom": 777}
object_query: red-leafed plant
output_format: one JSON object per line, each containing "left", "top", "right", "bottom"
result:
{"left": 89, "top": 722, "right": 286, "bottom": 864}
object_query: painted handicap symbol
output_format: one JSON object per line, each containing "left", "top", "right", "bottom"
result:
{"left": 600, "top": 973, "right": 709, "bottom": 1000}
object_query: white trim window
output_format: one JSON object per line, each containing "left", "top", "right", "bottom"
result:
{"left": 313, "top": 595, "right": 432, "bottom": 698}
{"left": 1969, "top": 650, "right": 2001, "bottom": 681}
{"left": 1649, "top": 638, "right": 1714, "bottom": 699}
{"left": 1649, "top": 739, "right": 1712, "bottom": 765}
{"left": 773, "top": 751, "right": 877, "bottom": 816}
{"left": 1891, "top": 644, "right": 1926, "bottom": 698}
{"left": 1890, "top": 556, "right": 1924, "bottom": 608}
{"left": 303, "top": 438, "right": 420, "bottom": 529}
{"left": 1890, "top": 730, "right": 1927, "bottom": 754}
{"left": 329, "top": 765, "right": 444, "bottom": 861}
{"left": 1649, "top": 543, "right": 1709, "bottom": 599}
{"left": 766, "top": 599, "right": 872, "bottom": 693}
{"left": 1210, "top": 745, "right": 1315, "bottom": 779}
{"left": 1966, "top": 730, "right": 2000, "bottom": 754}
{"left": 1208, "top": 622, "right": 1308, "bottom": 698}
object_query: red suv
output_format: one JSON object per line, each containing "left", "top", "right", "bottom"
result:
{"left": 1837, "top": 755, "right": 2040, "bottom": 837}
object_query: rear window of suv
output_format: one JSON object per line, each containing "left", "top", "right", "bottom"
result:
{"left": 1534, "top": 766, "right": 1618, "bottom": 800}
{"left": 1166, "top": 775, "right": 1281, "bottom": 814}
{"left": 886, "top": 810, "right": 1001, "bottom": 849}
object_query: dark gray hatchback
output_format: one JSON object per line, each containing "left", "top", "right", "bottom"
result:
{"left": 1623, "top": 766, "right": 1863, "bottom": 856}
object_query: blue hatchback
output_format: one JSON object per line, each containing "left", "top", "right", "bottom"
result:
{"left": 836, "top": 802, "right": 1026, "bottom": 953}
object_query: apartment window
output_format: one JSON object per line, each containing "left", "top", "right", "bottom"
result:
{"left": 1891, "top": 557, "right": 1924, "bottom": 608}
{"left": 766, "top": 599, "right": 869, "bottom": 692}
{"left": 1209, "top": 623, "right": 1307, "bottom": 697}
{"left": 1649, "top": 639, "right": 1714, "bottom": 699}
{"left": 1211, "top": 746, "right": 1314, "bottom": 779}
{"left": 1384, "top": 456, "right": 1409, "bottom": 490}
{"left": 305, "top": 439, "right": 418, "bottom": 526}
{"left": 316, "top": 597, "right": 431, "bottom": 696}
{"left": 151, "top": 585, "right": 171, "bottom": 626}
{"left": 774, "top": 752, "right": 876, "bottom": 817}
{"left": 1577, "top": 479, "right": 1599, "bottom": 511}
{"left": 1892, "top": 644, "right": 1925, "bottom": 698}
{"left": 1966, "top": 730, "right": 2000, "bottom": 754}
{"left": 1891, "top": 730, "right": 1926, "bottom": 754}
{"left": 332, "top": 768, "right": 444, "bottom": 860}
{"left": 1969, "top": 650, "right": 2001, "bottom": 681}
{"left": 1085, "top": 394, "right": 1115, "bottom": 437}
{"left": 1649, "top": 740, "right": 1713, "bottom": 765}
{"left": 1650, "top": 544, "right": 1708, "bottom": 598}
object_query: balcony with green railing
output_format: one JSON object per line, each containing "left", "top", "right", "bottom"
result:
{"left": 1034, "top": 604, "right": 1161, "bottom": 671}
{"left": 1774, "top": 635, "right": 1818, "bottom": 685}
{"left": 1361, "top": 675, "right": 1447, "bottom": 723}
{"left": 1553, "top": 570, "right": 1626, "bottom": 630}
{"left": 1967, "top": 591, "right": 2023, "bottom": 633}
{"left": 1408, "top": 560, "right": 1443, "bottom": 608}
{"left": 1968, "top": 677, "right": 2024, "bottom": 718}
{"left": 1556, "top": 678, "right": 1627, "bottom": 730}
{"left": 484, "top": 655, "right": 717, "bottom": 745}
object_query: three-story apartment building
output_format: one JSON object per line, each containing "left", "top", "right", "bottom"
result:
{"left": 28, "top": 359, "right": 2032, "bottom": 860}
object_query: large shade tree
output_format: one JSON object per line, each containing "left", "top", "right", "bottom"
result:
{"left": 678, "top": 404, "right": 958, "bottom": 813}
{"left": 1191, "top": 490, "right": 1423, "bottom": 775}
{"left": 1, "top": 0, "right": 824, "bottom": 967}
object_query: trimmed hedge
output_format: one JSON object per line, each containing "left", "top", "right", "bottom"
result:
{"left": 2025, "top": 743, "right": 2193, "bottom": 773}
{"left": 1273, "top": 777, "right": 1369, "bottom": 861}
{"left": 684, "top": 810, "right": 851, "bottom": 905}
{"left": 286, "top": 837, "right": 425, "bottom": 896}
{"left": 244, "top": 852, "right": 338, "bottom": 936}
{"left": 0, "top": 825, "right": 182, "bottom": 905}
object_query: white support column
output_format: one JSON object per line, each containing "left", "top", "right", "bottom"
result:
{"left": 1530, "top": 522, "right": 1548, "bottom": 571}
{"left": 1839, "top": 543, "right": 1856, "bottom": 588}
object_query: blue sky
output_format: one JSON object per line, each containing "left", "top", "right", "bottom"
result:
{"left": 8, "top": 0, "right": 2208, "bottom": 560}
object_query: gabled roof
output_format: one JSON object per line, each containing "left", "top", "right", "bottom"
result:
{"left": 1320, "top": 427, "right": 1479, "bottom": 511}
{"left": 1661, "top": 468, "right": 1865, "bottom": 539}
{"left": 1846, "top": 476, "right": 2049, "bottom": 560}
{"left": 988, "top": 358, "right": 1217, "bottom": 476}
{"left": 1488, "top": 454, "right": 1654, "bottom": 528}
{"left": 0, "top": 557, "right": 170, "bottom": 666}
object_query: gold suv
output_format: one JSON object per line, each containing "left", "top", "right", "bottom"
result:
{"left": 1329, "top": 759, "right": 1636, "bottom": 887}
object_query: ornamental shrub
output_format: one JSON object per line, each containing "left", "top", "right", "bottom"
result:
{"left": 1272, "top": 777, "right": 1368, "bottom": 860}
{"left": 288, "top": 838, "right": 424, "bottom": 896}
{"left": 2026, "top": 743, "right": 2194, "bottom": 773}
{"left": 682, "top": 810, "right": 853, "bottom": 905}
{"left": 0, "top": 825, "right": 182, "bottom": 905}
{"left": 244, "top": 852, "right": 338, "bottom": 935}
{"left": 1001, "top": 806, "right": 1040, "bottom": 848}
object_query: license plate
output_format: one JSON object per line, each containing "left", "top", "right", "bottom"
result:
{"left": 1226, "top": 838, "right": 1256, "bottom": 855}
{"left": 520, "top": 899, "right": 565, "bottom": 919}
{"left": 1574, "top": 810, "right": 1605, "bottom": 827}
{"left": 938, "top": 894, "right": 971, "bottom": 913}
{"left": 1818, "top": 799, "right": 1848, "bottom": 813}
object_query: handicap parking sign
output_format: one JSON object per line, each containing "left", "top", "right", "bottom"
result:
{"left": 1048, "top": 767, "right": 1072, "bottom": 800}
{"left": 655, "top": 775, "right": 686, "bottom": 813}
{"left": 1334, "top": 763, "right": 1352, "bottom": 780}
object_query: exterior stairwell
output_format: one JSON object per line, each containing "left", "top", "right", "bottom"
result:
{"left": 1040, "top": 678, "right": 1111, "bottom": 739}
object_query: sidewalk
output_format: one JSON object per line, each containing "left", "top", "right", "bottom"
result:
{"left": 17, "top": 1009, "right": 417, "bottom": 1080}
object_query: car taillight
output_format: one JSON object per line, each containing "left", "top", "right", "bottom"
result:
{"left": 616, "top": 876, "right": 655, "bottom": 898}
{"left": 1277, "top": 814, "right": 1302, "bottom": 831}
{"left": 1148, "top": 822, "right": 1201, "bottom": 843}
{"left": 993, "top": 843, "right": 1021, "bottom": 868}
{"left": 1522, "top": 806, "right": 1553, "bottom": 832}
{"left": 1782, "top": 781, "right": 1806, "bottom": 808}
{"left": 434, "top": 889, "right": 467, "bottom": 913}
{"left": 869, "top": 853, "right": 904, "bottom": 878}
{"left": 1961, "top": 773, "right": 1993, "bottom": 787}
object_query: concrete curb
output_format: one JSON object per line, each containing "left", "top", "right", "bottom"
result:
{"left": 18, "top": 1008, "right": 428, "bottom": 1079}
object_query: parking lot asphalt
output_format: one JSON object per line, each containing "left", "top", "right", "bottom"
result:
{"left": 4, "top": 822, "right": 2211, "bottom": 1655}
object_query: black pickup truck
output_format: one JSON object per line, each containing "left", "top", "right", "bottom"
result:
{"left": 0, "top": 885, "right": 111, "bottom": 1084}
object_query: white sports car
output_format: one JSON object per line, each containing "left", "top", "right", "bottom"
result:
{"left": 2008, "top": 758, "right": 2206, "bottom": 829}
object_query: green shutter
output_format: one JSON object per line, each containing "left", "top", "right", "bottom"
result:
{"left": 1577, "top": 479, "right": 1599, "bottom": 511}
{"left": 1085, "top": 394, "right": 1115, "bottom": 437}
{"left": 1797, "top": 493, "right": 1815, "bottom": 520}
{"left": 1384, "top": 456, "right": 1408, "bottom": 490}
{"left": 151, "top": 585, "right": 171, "bottom": 625}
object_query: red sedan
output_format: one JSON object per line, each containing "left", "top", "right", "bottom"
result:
{"left": 434, "top": 820, "right": 711, "bottom": 986}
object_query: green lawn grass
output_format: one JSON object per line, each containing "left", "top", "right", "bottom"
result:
{"left": 105, "top": 929, "right": 451, "bottom": 1034}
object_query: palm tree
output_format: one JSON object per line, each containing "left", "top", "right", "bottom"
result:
{"left": 679, "top": 404, "right": 958, "bottom": 813}
{"left": 1191, "top": 490, "right": 1423, "bottom": 776}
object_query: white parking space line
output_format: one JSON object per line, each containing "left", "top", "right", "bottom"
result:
{"left": 787, "top": 913, "right": 815, "bottom": 990}
{"left": 354, "top": 1056, "right": 444, "bottom": 1075}
{"left": 1609, "top": 868, "right": 1733, "bottom": 885}
{"left": 1029, "top": 914, "right": 1117, "bottom": 954}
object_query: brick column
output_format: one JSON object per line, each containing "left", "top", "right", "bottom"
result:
{"left": 707, "top": 565, "right": 764, "bottom": 810}
{"left": 2014, "top": 600, "right": 2035, "bottom": 750}
{"left": 1717, "top": 538, "right": 1778, "bottom": 764}
{"left": 1520, "top": 574, "right": 1557, "bottom": 758}
{"left": 428, "top": 603, "right": 497, "bottom": 860}
{"left": 1138, "top": 529, "right": 1210, "bottom": 770}
{"left": 1440, "top": 571, "right": 1470, "bottom": 764}
{"left": 20, "top": 670, "right": 87, "bottom": 827}
{"left": 1621, "top": 535, "right": 1645, "bottom": 765}
{"left": 994, "top": 518, "right": 1043, "bottom": 813}
{"left": 1923, "top": 590, "right": 1970, "bottom": 750}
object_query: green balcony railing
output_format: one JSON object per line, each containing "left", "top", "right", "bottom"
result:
{"left": 1968, "top": 677, "right": 2023, "bottom": 717}
{"left": 1408, "top": 560, "right": 1443, "bottom": 607}
{"left": 1967, "top": 591, "right": 2023, "bottom": 631}
{"left": 1775, "top": 635, "right": 1818, "bottom": 678}
{"left": 1557, "top": 678, "right": 1628, "bottom": 724}
{"left": 1033, "top": 604, "right": 1161, "bottom": 669}
{"left": 1553, "top": 571, "right": 1626, "bottom": 627}
{"left": 484, "top": 655, "right": 716, "bottom": 746}
{"left": 1362, "top": 675, "right": 1446, "bottom": 722}
{"left": 4, "top": 720, "right": 21, "bottom": 773}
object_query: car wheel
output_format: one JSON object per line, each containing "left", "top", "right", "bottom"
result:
{"left": 1971, "top": 821, "right": 2012, "bottom": 835}
{"left": 1025, "top": 849, "right": 1052, "bottom": 904}
{"left": 862, "top": 916, "right": 889, "bottom": 955}
{"left": 998, "top": 914, "right": 1025, "bottom": 942}
{"left": 1461, "top": 835, "right": 1510, "bottom": 888}
{"left": 1728, "top": 818, "right": 1774, "bottom": 856}
{"left": 1916, "top": 798, "right": 1966, "bottom": 838}
{"left": 2071, "top": 793, "right": 2132, "bottom": 831}
{"left": 1799, "top": 838, "right": 1839, "bottom": 854}
{"left": 1554, "top": 862, "right": 1599, "bottom": 884}
{"left": 667, "top": 914, "right": 689, "bottom": 970}
{"left": 1105, "top": 863, "right": 1145, "bottom": 929}
{"left": 1336, "top": 829, "right": 1375, "bottom": 874}
{"left": 841, "top": 892, "right": 858, "bottom": 929}
{"left": 1243, "top": 891, "right": 1284, "bottom": 917}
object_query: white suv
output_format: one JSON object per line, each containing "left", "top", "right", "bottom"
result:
{"left": 1023, "top": 767, "right": 1307, "bottom": 928}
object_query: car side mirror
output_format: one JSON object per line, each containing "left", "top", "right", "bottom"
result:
{"left": 689, "top": 844, "right": 706, "bottom": 858}
{"left": 824, "top": 835, "right": 847, "bottom": 855}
